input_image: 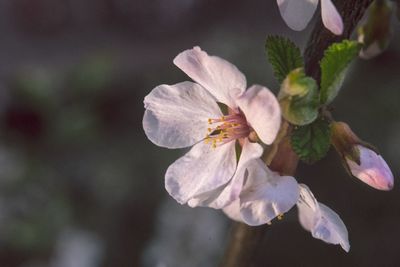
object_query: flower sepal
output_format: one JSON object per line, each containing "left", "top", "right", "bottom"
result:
{"left": 331, "top": 121, "right": 362, "bottom": 164}
{"left": 278, "top": 68, "right": 319, "bottom": 126}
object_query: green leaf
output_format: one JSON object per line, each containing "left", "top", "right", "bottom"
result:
{"left": 320, "top": 40, "right": 362, "bottom": 104}
{"left": 265, "top": 36, "right": 304, "bottom": 83}
{"left": 279, "top": 68, "right": 319, "bottom": 126}
{"left": 291, "top": 117, "right": 331, "bottom": 164}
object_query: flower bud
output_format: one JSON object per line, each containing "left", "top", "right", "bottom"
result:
{"left": 278, "top": 68, "right": 319, "bottom": 126}
{"left": 331, "top": 121, "right": 394, "bottom": 191}
{"left": 345, "top": 145, "right": 394, "bottom": 190}
{"left": 358, "top": 0, "right": 394, "bottom": 59}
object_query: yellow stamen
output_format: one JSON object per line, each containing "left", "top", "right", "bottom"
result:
{"left": 277, "top": 214, "right": 284, "bottom": 220}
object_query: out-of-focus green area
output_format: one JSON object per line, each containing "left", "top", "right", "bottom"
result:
{"left": 0, "top": 0, "right": 398, "bottom": 266}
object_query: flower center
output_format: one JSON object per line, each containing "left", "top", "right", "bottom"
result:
{"left": 205, "top": 113, "right": 251, "bottom": 148}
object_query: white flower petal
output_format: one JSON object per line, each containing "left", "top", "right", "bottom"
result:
{"left": 234, "top": 85, "right": 281, "bottom": 145}
{"left": 315, "top": 203, "right": 350, "bottom": 252}
{"left": 173, "top": 46, "right": 246, "bottom": 108}
{"left": 222, "top": 199, "right": 243, "bottom": 223}
{"left": 297, "top": 184, "right": 319, "bottom": 231}
{"left": 165, "top": 141, "right": 236, "bottom": 205}
{"left": 143, "top": 81, "right": 222, "bottom": 149}
{"left": 321, "top": 0, "right": 344, "bottom": 35}
{"left": 207, "top": 140, "right": 263, "bottom": 209}
{"left": 297, "top": 184, "right": 350, "bottom": 252}
{"left": 277, "top": 0, "right": 319, "bottom": 31}
{"left": 239, "top": 160, "right": 299, "bottom": 226}
{"left": 346, "top": 145, "right": 394, "bottom": 191}
{"left": 187, "top": 140, "right": 263, "bottom": 208}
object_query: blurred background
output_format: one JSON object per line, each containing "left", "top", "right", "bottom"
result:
{"left": 0, "top": 0, "right": 398, "bottom": 266}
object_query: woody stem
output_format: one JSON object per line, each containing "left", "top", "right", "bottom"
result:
{"left": 220, "top": 1, "right": 373, "bottom": 266}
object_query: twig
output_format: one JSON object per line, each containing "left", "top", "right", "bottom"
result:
{"left": 304, "top": 0, "right": 373, "bottom": 81}
{"left": 220, "top": 1, "right": 373, "bottom": 266}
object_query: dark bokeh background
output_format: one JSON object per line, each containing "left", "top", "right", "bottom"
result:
{"left": 0, "top": 0, "right": 398, "bottom": 266}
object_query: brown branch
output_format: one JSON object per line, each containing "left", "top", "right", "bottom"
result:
{"left": 220, "top": 1, "right": 372, "bottom": 266}
{"left": 219, "top": 129, "right": 298, "bottom": 267}
{"left": 304, "top": 0, "right": 373, "bottom": 81}
{"left": 219, "top": 224, "right": 268, "bottom": 267}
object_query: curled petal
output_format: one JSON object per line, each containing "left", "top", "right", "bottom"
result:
{"left": 188, "top": 140, "right": 263, "bottom": 208}
{"left": 315, "top": 203, "right": 350, "bottom": 252}
{"left": 346, "top": 145, "right": 394, "bottom": 191}
{"left": 174, "top": 46, "right": 246, "bottom": 108}
{"left": 321, "top": 0, "right": 344, "bottom": 35}
{"left": 209, "top": 140, "right": 264, "bottom": 209}
{"left": 165, "top": 141, "right": 236, "bottom": 205}
{"left": 297, "top": 184, "right": 350, "bottom": 252}
{"left": 297, "top": 184, "right": 319, "bottom": 230}
{"left": 240, "top": 160, "right": 299, "bottom": 226}
{"left": 277, "top": 0, "right": 319, "bottom": 31}
{"left": 234, "top": 85, "right": 281, "bottom": 145}
{"left": 143, "top": 82, "right": 222, "bottom": 149}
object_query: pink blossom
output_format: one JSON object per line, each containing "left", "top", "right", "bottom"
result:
{"left": 277, "top": 0, "right": 344, "bottom": 35}
{"left": 143, "top": 47, "right": 281, "bottom": 208}
{"left": 346, "top": 145, "right": 394, "bottom": 191}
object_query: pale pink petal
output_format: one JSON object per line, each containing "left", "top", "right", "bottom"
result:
{"left": 239, "top": 160, "right": 299, "bottom": 226}
{"left": 233, "top": 85, "right": 281, "bottom": 145}
{"left": 277, "top": 0, "right": 319, "bottom": 31}
{"left": 315, "top": 203, "right": 350, "bottom": 252}
{"left": 321, "top": 0, "right": 344, "bottom": 35}
{"left": 222, "top": 199, "right": 243, "bottom": 223}
{"left": 206, "top": 140, "right": 263, "bottom": 209}
{"left": 297, "top": 184, "right": 319, "bottom": 231}
{"left": 173, "top": 46, "right": 246, "bottom": 108}
{"left": 165, "top": 141, "right": 236, "bottom": 205}
{"left": 297, "top": 184, "right": 350, "bottom": 252}
{"left": 187, "top": 140, "right": 263, "bottom": 208}
{"left": 143, "top": 81, "right": 222, "bottom": 149}
{"left": 346, "top": 145, "right": 394, "bottom": 191}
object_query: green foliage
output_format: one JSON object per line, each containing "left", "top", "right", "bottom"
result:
{"left": 291, "top": 117, "right": 332, "bottom": 164}
{"left": 279, "top": 68, "right": 319, "bottom": 126}
{"left": 265, "top": 36, "right": 304, "bottom": 84}
{"left": 320, "top": 40, "right": 362, "bottom": 104}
